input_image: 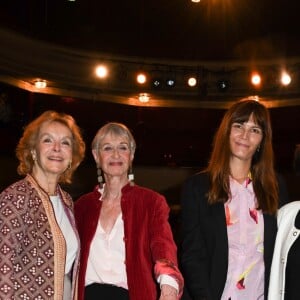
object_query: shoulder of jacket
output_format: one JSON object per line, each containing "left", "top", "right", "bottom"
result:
{"left": 279, "top": 201, "right": 300, "bottom": 214}
{"left": 184, "top": 171, "right": 209, "bottom": 187}
{"left": 75, "top": 190, "right": 99, "bottom": 206}
{"left": 2, "top": 177, "right": 33, "bottom": 194}
{"left": 278, "top": 201, "right": 300, "bottom": 223}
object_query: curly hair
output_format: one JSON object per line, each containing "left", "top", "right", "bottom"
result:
{"left": 16, "top": 110, "right": 85, "bottom": 184}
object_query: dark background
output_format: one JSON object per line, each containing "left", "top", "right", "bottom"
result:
{"left": 1, "top": 0, "right": 300, "bottom": 61}
{"left": 0, "top": 83, "right": 299, "bottom": 200}
{"left": 0, "top": 0, "right": 299, "bottom": 201}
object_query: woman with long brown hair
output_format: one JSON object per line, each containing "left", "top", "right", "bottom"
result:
{"left": 181, "top": 98, "right": 289, "bottom": 300}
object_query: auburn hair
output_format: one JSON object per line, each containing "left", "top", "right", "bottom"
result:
{"left": 16, "top": 110, "right": 85, "bottom": 184}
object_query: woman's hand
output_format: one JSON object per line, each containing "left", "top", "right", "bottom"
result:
{"left": 159, "top": 284, "right": 178, "bottom": 300}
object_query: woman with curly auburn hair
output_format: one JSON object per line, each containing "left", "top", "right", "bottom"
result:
{"left": 181, "top": 98, "right": 289, "bottom": 300}
{"left": 0, "top": 110, "right": 85, "bottom": 300}
{"left": 16, "top": 110, "right": 85, "bottom": 183}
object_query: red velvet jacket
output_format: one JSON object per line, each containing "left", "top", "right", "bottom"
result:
{"left": 74, "top": 183, "right": 183, "bottom": 300}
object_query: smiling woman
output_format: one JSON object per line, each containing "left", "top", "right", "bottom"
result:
{"left": 74, "top": 122, "right": 184, "bottom": 300}
{"left": 230, "top": 115, "right": 263, "bottom": 165}
{"left": 0, "top": 110, "right": 85, "bottom": 300}
{"left": 31, "top": 121, "right": 74, "bottom": 195}
{"left": 180, "top": 98, "right": 290, "bottom": 300}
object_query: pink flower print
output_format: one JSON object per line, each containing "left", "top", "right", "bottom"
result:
{"left": 249, "top": 208, "right": 258, "bottom": 224}
{"left": 237, "top": 277, "right": 245, "bottom": 290}
{"left": 236, "top": 263, "right": 255, "bottom": 290}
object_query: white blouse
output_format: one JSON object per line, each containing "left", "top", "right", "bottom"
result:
{"left": 49, "top": 195, "right": 79, "bottom": 274}
{"left": 85, "top": 213, "right": 128, "bottom": 289}
{"left": 85, "top": 185, "right": 178, "bottom": 292}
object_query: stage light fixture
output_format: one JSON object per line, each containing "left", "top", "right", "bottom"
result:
{"left": 95, "top": 65, "right": 108, "bottom": 78}
{"left": 152, "top": 79, "right": 162, "bottom": 88}
{"left": 187, "top": 77, "right": 197, "bottom": 87}
{"left": 251, "top": 73, "right": 261, "bottom": 86}
{"left": 34, "top": 79, "right": 47, "bottom": 89}
{"left": 138, "top": 93, "right": 150, "bottom": 103}
{"left": 217, "top": 79, "right": 229, "bottom": 92}
{"left": 137, "top": 73, "right": 147, "bottom": 84}
{"left": 281, "top": 72, "right": 291, "bottom": 86}
{"left": 166, "top": 78, "right": 175, "bottom": 87}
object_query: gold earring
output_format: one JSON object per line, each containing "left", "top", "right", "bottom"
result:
{"left": 31, "top": 150, "right": 37, "bottom": 161}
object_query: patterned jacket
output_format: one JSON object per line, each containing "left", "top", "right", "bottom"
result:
{"left": 0, "top": 174, "right": 80, "bottom": 300}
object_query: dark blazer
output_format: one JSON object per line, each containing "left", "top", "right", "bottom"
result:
{"left": 180, "top": 172, "right": 289, "bottom": 300}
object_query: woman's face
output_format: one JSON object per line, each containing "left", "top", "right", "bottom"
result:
{"left": 33, "top": 121, "right": 73, "bottom": 177}
{"left": 93, "top": 133, "right": 132, "bottom": 179}
{"left": 229, "top": 114, "right": 263, "bottom": 163}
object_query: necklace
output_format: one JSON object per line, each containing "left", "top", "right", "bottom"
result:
{"left": 231, "top": 171, "right": 252, "bottom": 184}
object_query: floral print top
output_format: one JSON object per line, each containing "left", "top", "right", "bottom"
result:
{"left": 221, "top": 176, "right": 264, "bottom": 300}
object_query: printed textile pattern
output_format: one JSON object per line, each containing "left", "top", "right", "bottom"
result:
{"left": 222, "top": 177, "right": 264, "bottom": 299}
{"left": 0, "top": 179, "right": 56, "bottom": 299}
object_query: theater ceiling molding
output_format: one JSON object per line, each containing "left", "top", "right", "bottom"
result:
{"left": 1, "top": 28, "right": 300, "bottom": 109}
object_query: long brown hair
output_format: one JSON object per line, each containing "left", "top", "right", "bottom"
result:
{"left": 16, "top": 110, "right": 85, "bottom": 184}
{"left": 206, "top": 98, "right": 278, "bottom": 214}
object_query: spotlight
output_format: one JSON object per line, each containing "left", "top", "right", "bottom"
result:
{"left": 95, "top": 65, "right": 108, "bottom": 78}
{"left": 34, "top": 79, "right": 47, "bottom": 89}
{"left": 136, "top": 73, "right": 147, "bottom": 84}
{"left": 281, "top": 72, "right": 291, "bottom": 86}
{"left": 217, "top": 80, "right": 229, "bottom": 92}
{"left": 187, "top": 77, "right": 197, "bottom": 87}
{"left": 251, "top": 73, "right": 261, "bottom": 86}
{"left": 138, "top": 93, "right": 150, "bottom": 103}
{"left": 166, "top": 79, "right": 175, "bottom": 87}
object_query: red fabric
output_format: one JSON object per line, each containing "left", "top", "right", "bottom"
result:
{"left": 155, "top": 259, "right": 184, "bottom": 298}
{"left": 74, "top": 183, "right": 183, "bottom": 300}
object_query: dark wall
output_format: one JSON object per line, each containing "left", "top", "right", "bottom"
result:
{"left": 0, "top": 84, "right": 299, "bottom": 202}
{"left": 1, "top": 84, "right": 299, "bottom": 170}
